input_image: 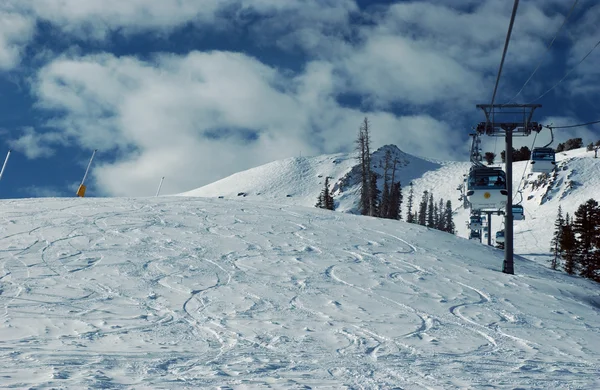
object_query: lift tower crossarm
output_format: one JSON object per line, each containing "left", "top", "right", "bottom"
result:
{"left": 476, "top": 104, "right": 541, "bottom": 125}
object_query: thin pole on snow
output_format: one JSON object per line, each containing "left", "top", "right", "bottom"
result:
{"left": 0, "top": 149, "right": 11, "bottom": 181}
{"left": 76, "top": 149, "right": 97, "bottom": 197}
{"left": 156, "top": 177, "right": 165, "bottom": 197}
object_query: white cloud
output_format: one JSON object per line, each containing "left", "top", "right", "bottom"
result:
{"left": 0, "top": 11, "right": 35, "bottom": 70}
{"left": 31, "top": 51, "right": 460, "bottom": 197}
{"left": 11, "top": 0, "right": 225, "bottom": 40}
{"left": 7, "top": 127, "right": 65, "bottom": 159}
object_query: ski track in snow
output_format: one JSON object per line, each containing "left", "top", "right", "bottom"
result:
{"left": 0, "top": 197, "right": 598, "bottom": 389}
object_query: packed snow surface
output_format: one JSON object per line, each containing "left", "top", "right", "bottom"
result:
{"left": 0, "top": 196, "right": 598, "bottom": 389}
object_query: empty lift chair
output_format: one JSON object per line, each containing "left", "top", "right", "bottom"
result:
{"left": 512, "top": 204, "right": 524, "bottom": 220}
{"left": 530, "top": 147, "right": 556, "bottom": 174}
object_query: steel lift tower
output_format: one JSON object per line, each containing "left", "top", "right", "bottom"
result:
{"left": 475, "top": 104, "right": 542, "bottom": 274}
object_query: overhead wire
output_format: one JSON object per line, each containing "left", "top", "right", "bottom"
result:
{"left": 487, "top": 0, "right": 519, "bottom": 169}
{"left": 544, "top": 119, "right": 600, "bottom": 129}
{"left": 504, "top": 0, "right": 579, "bottom": 104}
{"left": 527, "top": 37, "right": 600, "bottom": 103}
{"left": 512, "top": 130, "right": 538, "bottom": 204}
{"left": 490, "top": 0, "right": 520, "bottom": 108}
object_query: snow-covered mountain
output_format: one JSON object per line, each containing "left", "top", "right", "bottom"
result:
{"left": 179, "top": 145, "right": 600, "bottom": 267}
{"left": 0, "top": 196, "right": 598, "bottom": 388}
{"left": 179, "top": 145, "right": 458, "bottom": 213}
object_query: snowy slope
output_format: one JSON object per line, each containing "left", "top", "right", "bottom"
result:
{"left": 178, "top": 152, "right": 358, "bottom": 210}
{"left": 0, "top": 196, "right": 598, "bottom": 389}
{"left": 179, "top": 146, "right": 600, "bottom": 266}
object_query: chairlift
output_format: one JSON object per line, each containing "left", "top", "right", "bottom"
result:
{"left": 469, "top": 215, "right": 482, "bottom": 230}
{"left": 530, "top": 147, "right": 555, "bottom": 174}
{"left": 466, "top": 166, "right": 508, "bottom": 210}
{"left": 469, "top": 230, "right": 481, "bottom": 241}
{"left": 512, "top": 204, "right": 524, "bottom": 220}
{"left": 495, "top": 230, "right": 505, "bottom": 244}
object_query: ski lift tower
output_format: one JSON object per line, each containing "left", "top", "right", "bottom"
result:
{"left": 475, "top": 104, "right": 542, "bottom": 275}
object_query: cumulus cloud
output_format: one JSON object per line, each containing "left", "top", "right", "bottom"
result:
{"left": 0, "top": 11, "right": 35, "bottom": 70}
{"left": 7, "top": 127, "right": 66, "bottom": 159}
{"left": 10, "top": 0, "right": 225, "bottom": 40}
{"left": 30, "top": 51, "right": 460, "bottom": 197}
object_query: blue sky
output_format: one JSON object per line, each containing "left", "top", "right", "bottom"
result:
{"left": 0, "top": 0, "right": 599, "bottom": 198}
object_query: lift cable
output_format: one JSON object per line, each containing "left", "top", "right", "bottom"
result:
{"left": 490, "top": 0, "right": 520, "bottom": 109}
{"left": 504, "top": 0, "right": 579, "bottom": 105}
{"left": 527, "top": 37, "right": 600, "bottom": 104}
{"left": 543, "top": 119, "right": 600, "bottom": 130}
{"left": 512, "top": 130, "right": 538, "bottom": 204}
{"left": 542, "top": 127, "right": 554, "bottom": 148}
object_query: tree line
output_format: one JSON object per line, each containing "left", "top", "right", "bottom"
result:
{"left": 550, "top": 199, "right": 600, "bottom": 283}
{"left": 482, "top": 137, "right": 597, "bottom": 165}
{"left": 316, "top": 117, "right": 455, "bottom": 235}
{"left": 405, "top": 186, "right": 455, "bottom": 233}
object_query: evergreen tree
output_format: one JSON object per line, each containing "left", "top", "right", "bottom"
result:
{"left": 315, "top": 191, "right": 324, "bottom": 208}
{"left": 388, "top": 181, "right": 402, "bottom": 220}
{"left": 369, "top": 170, "right": 380, "bottom": 217}
{"left": 406, "top": 183, "right": 415, "bottom": 223}
{"left": 444, "top": 200, "right": 455, "bottom": 234}
{"left": 315, "top": 177, "right": 335, "bottom": 210}
{"left": 356, "top": 118, "right": 370, "bottom": 215}
{"left": 418, "top": 191, "right": 428, "bottom": 226}
{"left": 324, "top": 177, "right": 335, "bottom": 210}
{"left": 387, "top": 157, "right": 402, "bottom": 219}
{"left": 560, "top": 213, "right": 577, "bottom": 275}
{"left": 572, "top": 199, "right": 600, "bottom": 280}
{"left": 436, "top": 198, "right": 445, "bottom": 230}
{"left": 550, "top": 205, "right": 564, "bottom": 270}
{"left": 379, "top": 150, "right": 392, "bottom": 218}
{"left": 427, "top": 192, "right": 435, "bottom": 228}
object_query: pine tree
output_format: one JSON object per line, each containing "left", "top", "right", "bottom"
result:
{"left": 560, "top": 213, "right": 577, "bottom": 275}
{"left": 406, "top": 183, "right": 415, "bottom": 223}
{"left": 572, "top": 199, "right": 600, "bottom": 280}
{"left": 436, "top": 198, "right": 445, "bottom": 230}
{"left": 324, "top": 177, "right": 335, "bottom": 210}
{"left": 315, "top": 176, "right": 335, "bottom": 210}
{"left": 379, "top": 150, "right": 392, "bottom": 218}
{"left": 550, "top": 205, "right": 564, "bottom": 270}
{"left": 418, "top": 190, "right": 428, "bottom": 226}
{"left": 432, "top": 202, "right": 439, "bottom": 230}
{"left": 444, "top": 200, "right": 455, "bottom": 234}
{"left": 369, "top": 170, "right": 380, "bottom": 217}
{"left": 356, "top": 118, "right": 370, "bottom": 215}
{"left": 388, "top": 181, "right": 402, "bottom": 219}
{"left": 315, "top": 192, "right": 324, "bottom": 208}
{"left": 426, "top": 192, "right": 435, "bottom": 228}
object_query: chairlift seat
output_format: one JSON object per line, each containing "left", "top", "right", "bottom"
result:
{"left": 495, "top": 230, "right": 505, "bottom": 243}
{"left": 512, "top": 205, "right": 525, "bottom": 220}
{"left": 531, "top": 147, "right": 556, "bottom": 173}
{"left": 466, "top": 167, "right": 508, "bottom": 210}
